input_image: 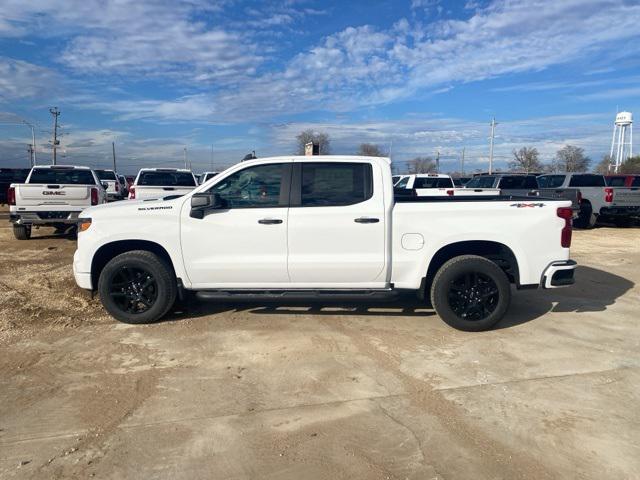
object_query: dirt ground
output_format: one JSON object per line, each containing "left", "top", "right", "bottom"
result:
{"left": 1, "top": 208, "right": 639, "bottom": 480}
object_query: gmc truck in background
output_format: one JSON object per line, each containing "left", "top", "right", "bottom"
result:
{"left": 9, "top": 165, "right": 107, "bottom": 239}
{"left": 537, "top": 173, "right": 640, "bottom": 228}
{"left": 129, "top": 168, "right": 198, "bottom": 200}
{"left": 73, "top": 156, "right": 576, "bottom": 332}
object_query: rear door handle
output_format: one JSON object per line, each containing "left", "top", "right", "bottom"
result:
{"left": 258, "top": 219, "right": 283, "bottom": 224}
{"left": 354, "top": 217, "right": 379, "bottom": 224}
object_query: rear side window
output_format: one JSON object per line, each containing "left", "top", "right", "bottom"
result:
{"left": 537, "top": 175, "right": 565, "bottom": 188}
{"left": 568, "top": 175, "right": 605, "bottom": 187}
{"left": 465, "top": 176, "right": 496, "bottom": 188}
{"left": 499, "top": 176, "right": 538, "bottom": 189}
{"left": 300, "top": 162, "right": 372, "bottom": 207}
{"left": 138, "top": 171, "right": 196, "bottom": 186}
{"left": 29, "top": 168, "right": 96, "bottom": 185}
{"left": 95, "top": 170, "right": 117, "bottom": 180}
{"left": 606, "top": 177, "right": 626, "bottom": 186}
{"left": 413, "top": 177, "right": 454, "bottom": 188}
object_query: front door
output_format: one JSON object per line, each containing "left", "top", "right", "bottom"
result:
{"left": 286, "top": 161, "right": 387, "bottom": 287}
{"left": 180, "top": 162, "right": 291, "bottom": 288}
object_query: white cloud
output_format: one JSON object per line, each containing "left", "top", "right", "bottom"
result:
{"left": 0, "top": 57, "right": 59, "bottom": 100}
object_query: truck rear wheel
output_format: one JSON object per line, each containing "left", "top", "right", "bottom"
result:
{"left": 13, "top": 225, "right": 31, "bottom": 240}
{"left": 574, "top": 202, "right": 596, "bottom": 229}
{"left": 430, "top": 255, "right": 511, "bottom": 331}
{"left": 98, "top": 250, "right": 177, "bottom": 324}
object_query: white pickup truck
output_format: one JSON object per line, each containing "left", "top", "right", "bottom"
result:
{"left": 395, "top": 174, "right": 500, "bottom": 197}
{"left": 94, "top": 169, "right": 123, "bottom": 201}
{"left": 129, "top": 168, "right": 198, "bottom": 200}
{"left": 537, "top": 173, "right": 640, "bottom": 228}
{"left": 9, "top": 165, "right": 107, "bottom": 239}
{"left": 73, "top": 156, "right": 576, "bottom": 331}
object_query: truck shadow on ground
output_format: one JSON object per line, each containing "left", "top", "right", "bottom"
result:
{"left": 166, "top": 265, "right": 633, "bottom": 331}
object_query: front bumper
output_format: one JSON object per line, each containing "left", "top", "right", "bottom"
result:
{"left": 541, "top": 260, "right": 577, "bottom": 289}
{"left": 73, "top": 251, "right": 93, "bottom": 290}
{"left": 10, "top": 211, "right": 81, "bottom": 225}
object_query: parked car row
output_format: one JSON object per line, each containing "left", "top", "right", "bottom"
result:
{"left": 393, "top": 173, "right": 640, "bottom": 228}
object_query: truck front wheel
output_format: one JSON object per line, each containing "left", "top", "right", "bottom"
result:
{"left": 98, "top": 250, "right": 177, "bottom": 324}
{"left": 430, "top": 255, "right": 511, "bottom": 331}
{"left": 13, "top": 225, "right": 31, "bottom": 240}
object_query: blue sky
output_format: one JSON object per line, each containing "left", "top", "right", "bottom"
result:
{"left": 1, "top": 0, "right": 639, "bottom": 174}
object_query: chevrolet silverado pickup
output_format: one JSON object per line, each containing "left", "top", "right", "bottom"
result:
{"left": 73, "top": 156, "right": 577, "bottom": 331}
{"left": 128, "top": 168, "right": 198, "bottom": 200}
{"left": 538, "top": 173, "right": 640, "bottom": 228}
{"left": 9, "top": 165, "right": 107, "bottom": 239}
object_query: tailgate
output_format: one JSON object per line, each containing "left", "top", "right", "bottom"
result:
{"left": 15, "top": 184, "right": 92, "bottom": 207}
{"left": 611, "top": 188, "right": 640, "bottom": 207}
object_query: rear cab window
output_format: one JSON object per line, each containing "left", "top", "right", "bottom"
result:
{"left": 465, "top": 176, "right": 496, "bottom": 188}
{"left": 568, "top": 175, "right": 605, "bottom": 187}
{"left": 413, "top": 177, "right": 454, "bottom": 188}
{"left": 296, "top": 162, "right": 373, "bottom": 207}
{"left": 95, "top": 170, "right": 118, "bottom": 181}
{"left": 138, "top": 171, "right": 197, "bottom": 186}
{"left": 28, "top": 168, "right": 96, "bottom": 185}
{"left": 537, "top": 175, "right": 566, "bottom": 188}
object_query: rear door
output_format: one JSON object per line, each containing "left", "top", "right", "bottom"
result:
{"left": 286, "top": 161, "right": 387, "bottom": 286}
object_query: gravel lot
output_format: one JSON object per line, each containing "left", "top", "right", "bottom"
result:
{"left": 1, "top": 209, "right": 639, "bottom": 479}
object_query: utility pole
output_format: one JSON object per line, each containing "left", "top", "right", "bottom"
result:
{"left": 112, "top": 142, "right": 117, "bottom": 172}
{"left": 435, "top": 150, "right": 440, "bottom": 173}
{"left": 183, "top": 147, "right": 188, "bottom": 169}
{"left": 49, "top": 107, "right": 60, "bottom": 165}
{"left": 210, "top": 144, "right": 214, "bottom": 171}
{"left": 488, "top": 117, "right": 497, "bottom": 174}
{"left": 461, "top": 147, "right": 465, "bottom": 176}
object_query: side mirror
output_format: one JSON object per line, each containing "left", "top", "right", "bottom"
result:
{"left": 101, "top": 182, "right": 109, "bottom": 190}
{"left": 190, "top": 193, "right": 226, "bottom": 219}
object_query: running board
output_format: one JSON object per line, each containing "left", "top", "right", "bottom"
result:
{"left": 195, "top": 288, "right": 395, "bottom": 302}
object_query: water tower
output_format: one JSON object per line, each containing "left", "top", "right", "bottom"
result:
{"left": 610, "top": 111, "right": 633, "bottom": 173}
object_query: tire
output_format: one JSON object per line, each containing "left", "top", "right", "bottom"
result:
{"left": 430, "top": 255, "right": 511, "bottom": 332}
{"left": 13, "top": 225, "right": 31, "bottom": 240}
{"left": 574, "top": 202, "right": 596, "bottom": 229}
{"left": 98, "top": 250, "right": 177, "bottom": 324}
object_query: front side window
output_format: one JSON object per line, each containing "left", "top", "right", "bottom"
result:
{"left": 210, "top": 163, "right": 285, "bottom": 208}
{"left": 300, "top": 162, "right": 372, "bottom": 207}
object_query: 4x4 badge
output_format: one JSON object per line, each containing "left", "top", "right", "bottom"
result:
{"left": 510, "top": 203, "right": 545, "bottom": 208}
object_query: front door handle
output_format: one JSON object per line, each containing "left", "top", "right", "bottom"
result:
{"left": 354, "top": 217, "right": 379, "bottom": 224}
{"left": 258, "top": 219, "right": 283, "bottom": 224}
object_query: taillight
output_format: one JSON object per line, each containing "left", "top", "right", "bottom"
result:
{"left": 115, "top": 182, "right": 119, "bottom": 192}
{"left": 91, "top": 187, "right": 99, "bottom": 205}
{"left": 604, "top": 187, "right": 614, "bottom": 203}
{"left": 557, "top": 207, "right": 572, "bottom": 248}
{"left": 129, "top": 187, "right": 135, "bottom": 199}
{"left": 446, "top": 189, "right": 454, "bottom": 196}
{"left": 8, "top": 186, "right": 16, "bottom": 205}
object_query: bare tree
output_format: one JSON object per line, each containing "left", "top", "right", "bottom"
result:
{"left": 357, "top": 143, "right": 386, "bottom": 157}
{"left": 620, "top": 155, "right": 640, "bottom": 174}
{"left": 509, "top": 147, "right": 542, "bottom": 173}
{"left": 594, "top": 154, "right": 612, "bottom": 174}
{"left": 295, "top": 130, "right": 330, "bottom": 155}
{"left": 407, "top": 157, "right": 436, "bottom": 174}
{"left": 553, "top": 145, "right": 591, "bottom": 173}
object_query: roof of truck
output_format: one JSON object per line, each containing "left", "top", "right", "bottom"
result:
{"left": 32, "top": 165, "right": 92, "bottom": 170}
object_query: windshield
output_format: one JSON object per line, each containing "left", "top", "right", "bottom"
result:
{"left": 29, "top": 168, "right": 96, "bottom": 185}
{"left": 413, "top": 177, "right": 454, "bottom": 188}
{"left": 465, "top": 176, "right": 496, "bottom": 188}
{"left": 138, "top": 171, "right": 196, "bottom": 186}
{"left": 95, "top": 169, "right": 117, "bottom": 180}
